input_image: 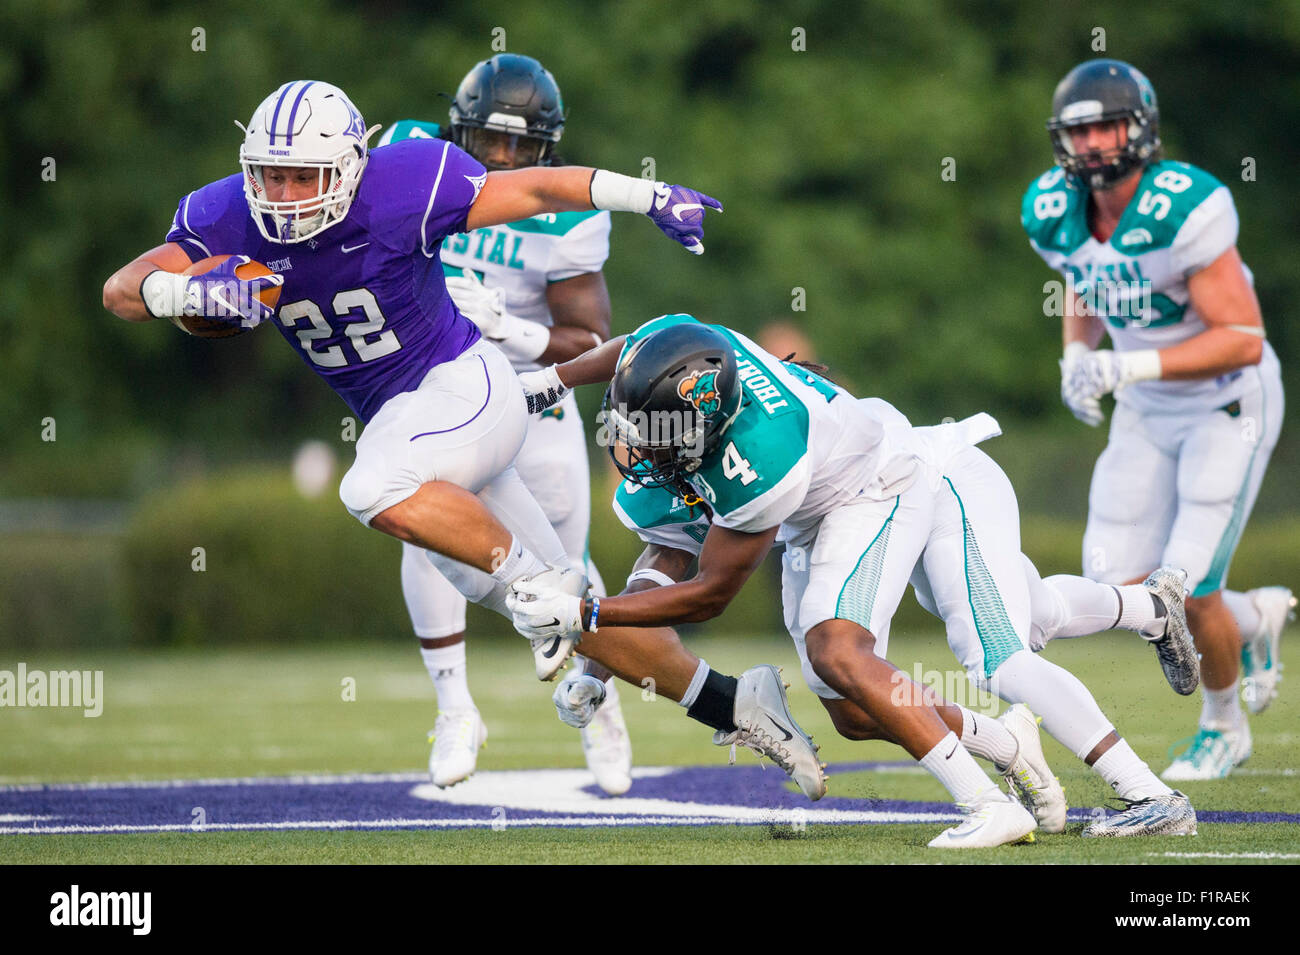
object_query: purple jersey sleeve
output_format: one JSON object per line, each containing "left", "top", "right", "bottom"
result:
{"left": 164, "top": 174, "right": 259, "bottom": 263}
{"left": 360, "top": 139, "right": 487, "bottom": 257}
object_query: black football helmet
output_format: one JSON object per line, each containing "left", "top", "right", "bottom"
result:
{"left": 1047, "top": 59, "right": 1160, "bottom": 190}
{"left": 449, "top": 54, "right": 564, "bottom": 169}
{"left": 602, "top": 323, "right": 742, "bottom": 493}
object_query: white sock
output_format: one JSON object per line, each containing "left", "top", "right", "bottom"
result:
{"left": 1092, "top": 739, "right": 1172, "bottom": 801}
{"left": 959, "top": 707, "right": 1019, "bottom": 770}
{"left": 987, "top": 650, "right": 1114, "bottom": 760}
{"left": 1222, "top": 589, "right": 1262, "bottom": 642}
{"left": 1042, "top": 575, "right": 1123, "bottom": 638}
{"left": 1114, "top": 583, "right": 1163, "bottom": 636}
{"left": 919, "top": 732, "right": 999, "bottom": 804}
{"left": 421, "top": 642, "right": 474, "bottom": 711}
{"left": 677, "top": 660, "right": 710, "bottom": 709}
{"left": 489, "top": 535, "right": 548, "bottom": 586}
{"left": 1200, "top": 683, "right": 1243, "bottom": 731}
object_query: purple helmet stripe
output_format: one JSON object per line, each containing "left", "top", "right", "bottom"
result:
{"left": 267, "top": 81, "right": 297, "bottom": 146}
{"left": 285, "top": 80, "right": 316, "bottom": 147}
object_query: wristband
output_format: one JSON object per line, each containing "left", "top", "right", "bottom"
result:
{"left": 589, "top": 170, "right": 655, "bottom": 214}
{"left": 140, "top": 270, "right": 192, "bottom": 319}
{"left": 493, "top": 313, "right": 551, "bottom": 363}
{"left": 1118, "top": 349, "right": 1162, "bottom": 385}
{"left": 626, "top": 567, "right": 677, "bottom": 589}
{"left": 584, "top": 595, "right": 600, "bottom": 633}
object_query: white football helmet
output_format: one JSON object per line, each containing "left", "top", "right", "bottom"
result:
{"left": 237, "top": 81, "right": 381, "bottom": 244}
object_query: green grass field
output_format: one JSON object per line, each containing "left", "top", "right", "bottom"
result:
{"left": 3, "top": 631, "right": 1297, "bottom": 864}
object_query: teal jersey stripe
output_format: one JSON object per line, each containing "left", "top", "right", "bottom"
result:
{"left": 943, "top": 477, "right": 1024, "bottom": 678}
{"left": 1192, "top": 385, "right": 1268, "bottom": 598}
{"left": 834, "top": 497, "right": 900, "bottom": 629}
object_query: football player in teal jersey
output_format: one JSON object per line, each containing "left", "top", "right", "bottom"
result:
{"left": 1022, "top": 59, "right": 1293, "bottom": 780}
{"left": 512, "top": 316, "right": 1201, "bottom": 843}
{"left": 376, "top": 55, "right": 632, "bottom": 794}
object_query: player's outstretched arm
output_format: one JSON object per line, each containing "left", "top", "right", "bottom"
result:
{"left": 510, "top": 524, "right": 777, "bottom": 640}
{"left": 466, "top": 167, "right": 721, "bottom": 254}
{"left": 103, "top": 243, "right": 196, "bottom": 322}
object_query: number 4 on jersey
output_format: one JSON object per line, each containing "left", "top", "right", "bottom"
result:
{"left": 721, "top": 441, "right": 758, "bottom": 485}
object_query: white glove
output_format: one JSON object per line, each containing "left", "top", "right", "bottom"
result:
{"left": 1061, "top": 345, "right": 1161, "bottom": 427}
{"left": 507, "top": 573, "right": 585, "bottom": 643}
{"left": 1060, "top": 342, "right": 1104, "bottom": 427}
{"left": 518, "top": 365, "right": 568, "bottom": 415}
{"left": 446, "top": 271, "right": 550, "bottom": 361}
{"left": 552, "top": 674, "right": 608, "bottom": 729}
{"left": 445, "top": 272, "right": 507, "bottom": 337}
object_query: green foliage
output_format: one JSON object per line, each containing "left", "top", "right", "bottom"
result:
{"left": 118, "top": 468, "right": 410, "bottom": 646}
{"left": 3, "top": 0, "right": 1297, "bottom": 486}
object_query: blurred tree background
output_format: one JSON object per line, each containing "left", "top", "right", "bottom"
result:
{"left": 2, "top": 0, "right": 1297, "bottom": 646}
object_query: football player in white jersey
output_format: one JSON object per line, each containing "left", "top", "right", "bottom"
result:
{"left": 512, "top": 317, "right": 1200, "bottom": 843}
{"left": 1023, "top": 59, "right": 1293, "bottom": 780}
{"left": 377, "top": 54, "right": 632, "bottom": 794}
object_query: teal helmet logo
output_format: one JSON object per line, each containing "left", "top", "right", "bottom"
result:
{"left": 677, "top": 369, "right": 722, "bottom": 417}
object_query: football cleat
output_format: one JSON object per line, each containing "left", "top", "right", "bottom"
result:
{"left": 1241, "top": 586, "right": 1294, "bottom": 715}
{"left": 428, "top": 708, "right": 488, "bottom": 788}
{"left": 520, "top": 566, "right": 588, "bottom": 681}
{"left": 997, "top": 704, "right": 1067, "bottom": 834}
{"left": 580, "top": 680, "right": 633, "bottom": 796}
{"left": 1161, "top": 724, "right": 1252, "bottom": 781}
{"left": 1140, "top": 567, "right": 1200, "bottom": 696}
{"left": 927, "top": 789, "right": 1038, "bottom": 849}
{"left": 714, "top": 665, "right": 827, "bottom": 801}
{"left": 1082, "top": 790, "right": 1196, "bottom": 837}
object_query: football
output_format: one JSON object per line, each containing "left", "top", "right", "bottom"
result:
{"left": 169, "top": 255, "right": 281, "bottom": 338}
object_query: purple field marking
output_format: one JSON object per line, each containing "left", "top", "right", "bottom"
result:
{"left": 1, "top": 762, "right": 1295, "bottom": 835}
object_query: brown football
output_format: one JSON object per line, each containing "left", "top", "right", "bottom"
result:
{"left": 169, "top": 255, "right": 281, "bottom": 338}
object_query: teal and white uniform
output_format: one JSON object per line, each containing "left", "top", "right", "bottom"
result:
{"left": 380, "top": 120, "right": 612, "bottom": 636}
{"left": 1023, "top": 162, "right": 1284, "bottom": 596}
{"left": 612, "top": 316, "right": 1046, "bottom": 700}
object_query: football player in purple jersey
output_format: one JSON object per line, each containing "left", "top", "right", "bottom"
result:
{"left": 102, "top": 80, "right": 831, "bottom": 799}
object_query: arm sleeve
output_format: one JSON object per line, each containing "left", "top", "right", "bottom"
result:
{"left": 1171, "top": 186, "right": 1239, "bottom": 277}
{"left": 546, "top": 212, "right": 611, "bottom": 281}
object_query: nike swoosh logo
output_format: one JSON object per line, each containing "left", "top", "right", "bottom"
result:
{"left": 946, "top": 740, "right": 960, "bottom": 759}
{"left": 341, "top": 242, "right": 370, "bottom": 253}
{"left": 210, "top": 288, "right": 238, "bottom": 315}
{"left": 541, "top": 635, "right": 563, "bottom": 658}
{"left": 767, "top": 716, "right": 793, "bottom": 742}
{"left": 672, "top": 202, "right": 704, "bottom": 220}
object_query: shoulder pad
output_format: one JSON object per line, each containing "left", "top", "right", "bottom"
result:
{"left": 1021, "top": 166, "right": 1091, "bottom": 256}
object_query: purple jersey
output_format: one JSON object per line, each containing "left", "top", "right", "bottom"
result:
{"left": 166, "top": 139, "right": 488, "bottom": 422}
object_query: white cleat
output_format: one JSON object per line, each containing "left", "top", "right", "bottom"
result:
{"left": 1141, "top": 567, "right": 1199, "bottom": 696}
{"left": 1083, "top": 790, "right": 1197, "bottom": 837}
{"left": 714, "top": 664, "right": 828, "bottom": 801}
{"left": 1161, "top": 723, "right": 1252, "bottom": 781}
{"left": 428, "top": 708, "right": 488, "bottom": 788}
{"left": 1241, "top": 586, "right": 1294, "bottom": 715}
{"left": 997, "top": 704, "right": 1067, "bottom": 834}
{"left": 581, "top": 680, "right": 633, "bottom": 796}
{"left": 927, "top": 789, "right": 1037, "bottom": 849}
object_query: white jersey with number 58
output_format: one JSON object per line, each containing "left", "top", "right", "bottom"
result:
{"left": 1022, "top": 160, "right": 1275, "bottom": 414}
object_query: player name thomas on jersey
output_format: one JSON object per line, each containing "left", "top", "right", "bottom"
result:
{"left": 1021, "top": 159, "right": 1278, "bottom": 414}
{"left": 615, "top": 315, "right": 924, "bottom": 540}
{"left": 167, "top": 138, "right": 489, "bottom": 422}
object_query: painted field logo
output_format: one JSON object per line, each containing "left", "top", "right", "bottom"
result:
{"left": 0, "top": 664, "right": 103, "bottom": 717}
{"left": 50, "top": 885, "right": 151, "bottom": 935}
